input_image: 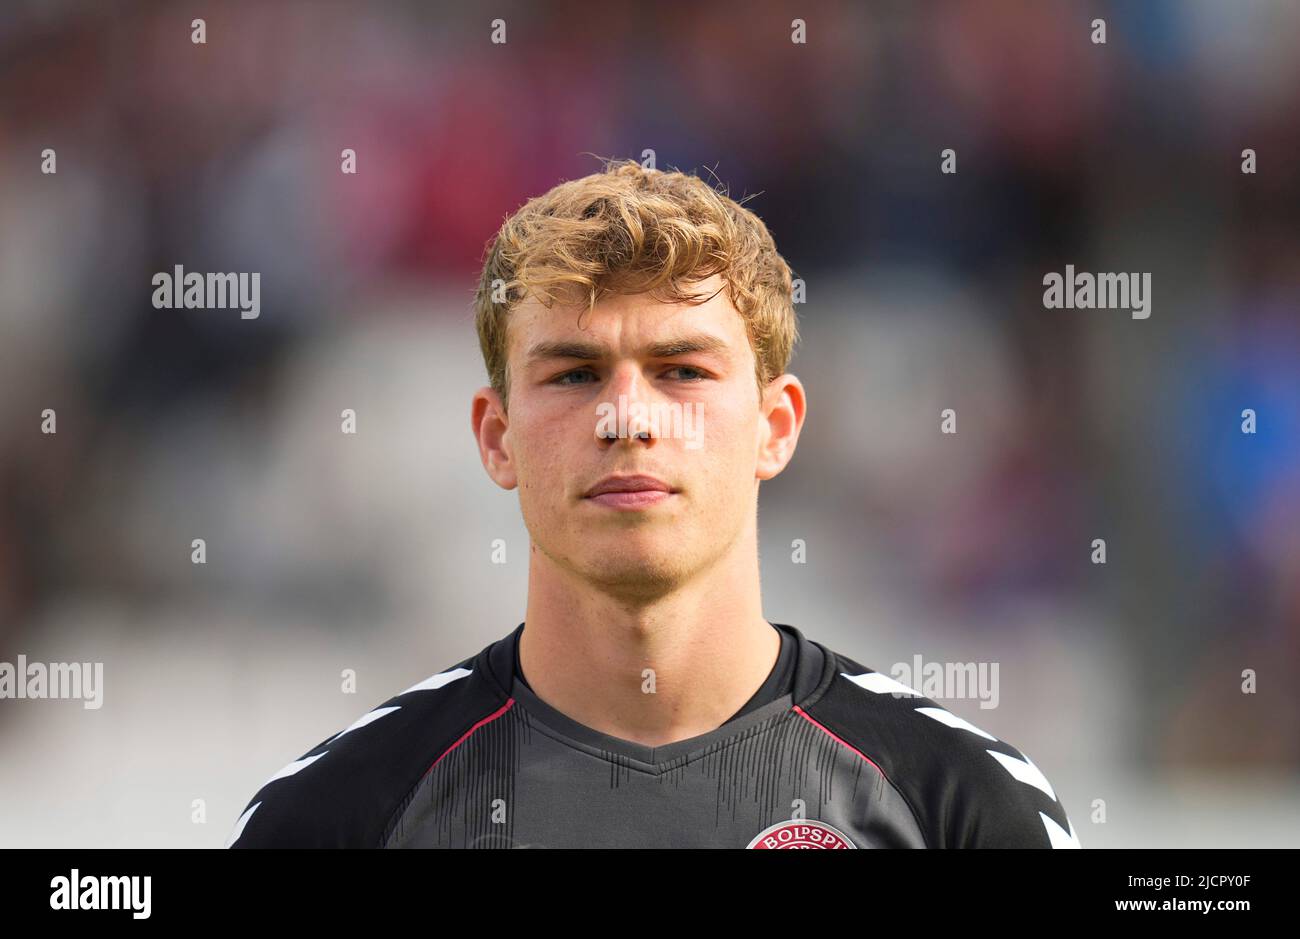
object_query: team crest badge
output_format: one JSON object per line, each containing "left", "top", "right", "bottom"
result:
{"left": 745, "top": 819, "right": 857, "bottom": 849}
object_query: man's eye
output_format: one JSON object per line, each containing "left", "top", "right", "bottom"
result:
{"left": 552, "top": 367, "right": 597, "bottom": 385}
{"left": 552, "top": 366, "right": 708, "bottom": 385}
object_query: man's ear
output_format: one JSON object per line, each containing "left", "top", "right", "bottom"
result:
{"left": 471, "top": 386, "right": 518, "bottom": 490}
{"left": 756, "top": 374, "right": 806, "bottom": 481}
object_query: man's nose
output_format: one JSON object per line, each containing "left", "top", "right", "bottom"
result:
{"left": 598, "top": 362, "right": 656, "bottom": 442}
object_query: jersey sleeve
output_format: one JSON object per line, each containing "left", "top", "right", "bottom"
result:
{"left": 937, "top": 728, "right": 1081, "bottom": 848}
{"left": 225, "top": 731, "right": 341, "bottom": 848}
{"left": 225, "top": 710, "right": 404, "bottom": 848}
{"left": 224, "top": 659, "right": 492, "bottom": 848}
{"left": 808, "top": 654, "right": 1081, "bottom": 848}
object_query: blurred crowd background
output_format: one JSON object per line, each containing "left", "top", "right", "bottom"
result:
{"left": 1, "top": 0, "right": 1297, "bottom": 846}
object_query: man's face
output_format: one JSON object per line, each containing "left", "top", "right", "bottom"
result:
{"left": 473, "top": 273, "right": 801, "bottom": 600}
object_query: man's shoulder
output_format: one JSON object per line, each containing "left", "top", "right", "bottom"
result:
{"left": 226, "top": 640, "right": 511, "bottom": 848}
{"left": 797, "top": 641, "right": 1080, "bottom": 848}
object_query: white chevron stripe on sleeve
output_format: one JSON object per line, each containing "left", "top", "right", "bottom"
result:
{"left": 400, "top": 666, "right": 473, "bottom": 696}
{"left": 225, "top": 801, "right": 261, "bottom": 848}
{"left": 914, "top": 705, "right": 999, "bottom": 741}
{"left": 841, "top": 671, "right": 923, "bottom": 697}
{"left": 1040, "top": 812, "right": 1082, "bottom": 848}
{"left": 262, "top": 751, "right": 327, "bottom": 788}
{"left": 985, "top": 748, "right": 1059, "bottom": 801}
{"left": 327, "top": 705, "right": 401, "bottom": 743}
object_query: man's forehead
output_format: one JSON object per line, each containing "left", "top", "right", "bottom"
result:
{"left": 508, "top": 280, "right": 746, "bottom": 360}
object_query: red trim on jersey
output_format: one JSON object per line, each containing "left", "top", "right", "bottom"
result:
{"left": 792, "top": 704, "right": 890, "bottom": 782}
{"left": 422, "top": 698, "right": 516, "bottom": 778}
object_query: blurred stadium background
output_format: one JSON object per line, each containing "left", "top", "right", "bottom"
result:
{"left": 1, "top": 0, "right": 1298, "bottom": 846}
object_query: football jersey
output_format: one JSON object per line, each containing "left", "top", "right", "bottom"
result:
{"left": 226, "top": 622, "right": 1081, "bottom": 848}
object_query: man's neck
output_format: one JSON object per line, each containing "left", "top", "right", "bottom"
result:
{"left": 516, "top": 538, "right": 779, "bottom": 748}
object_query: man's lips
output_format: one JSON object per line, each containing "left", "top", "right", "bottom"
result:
{"left": 586, "top": 490, "right": 674, "bottom": 509}
{"left": 583, "top": 475, "right": 676, "bottom": 509}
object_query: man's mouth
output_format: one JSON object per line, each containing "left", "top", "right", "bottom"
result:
{"left": 583, "top": 474, "right": 676, "bottom": 509}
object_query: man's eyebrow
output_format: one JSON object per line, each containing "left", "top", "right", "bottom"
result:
{"left": 524, "top": 339, "right": 606, "bottom": 363}
{"left": 524, "top": 333, "right": 731, "bottom": 364}
{"left": 646, "top": 334, "right": 731, "bottom": 359}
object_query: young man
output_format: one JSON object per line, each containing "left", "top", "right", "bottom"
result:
{"left": 228, "top": 159, "right": 1079, "bottom": 848}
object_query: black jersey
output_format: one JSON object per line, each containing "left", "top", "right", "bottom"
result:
{"left": 226, "top": 622, "right": 1080, "bottom": 848}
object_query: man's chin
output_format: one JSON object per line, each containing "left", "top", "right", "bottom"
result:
{"left": 576, "top": 550, "right": 692, "bottom": 595}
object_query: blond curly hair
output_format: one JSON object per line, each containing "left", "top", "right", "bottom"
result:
{"left": 474, "top": 158, "right": 799, "bottom": 410}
